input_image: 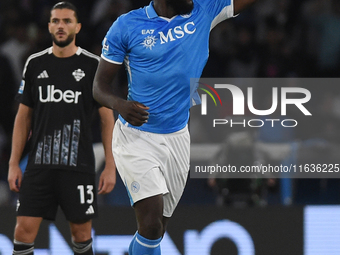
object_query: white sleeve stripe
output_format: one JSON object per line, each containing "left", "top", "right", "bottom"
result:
{"left": 101, "top": 54, "right": 123, "bottom": 65}
{"left": 22, "top": 48, "right": 50, "bottom": 78}
{"left": 210, "top": 4, "right": 234, "bottom": 31}
{"left": 124, "top": 56, "right": 132, "bottom": 84}
{"left": 81, "top": 48, "right": 101, "bottom": 61}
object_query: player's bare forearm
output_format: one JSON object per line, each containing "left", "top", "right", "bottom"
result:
{"left": 234, "top": 0, "right": 257, "bottom": 15}
{"left": 8, "top": 104, "right": 33, "bottom": 192}
{"left": 93, "top": 58, "right": 149, "bottom": 126}
{"left": 98, "top": 106, "right": 115, "bottom": 169}
{"left": 9, "top": 104, "right": 33, "bottom": 166}
{"left": 98, "top": 106, "right": 116, "bottom": 194}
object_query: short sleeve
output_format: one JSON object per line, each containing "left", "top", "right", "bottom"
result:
{"left": 101, "top": 16, "right": 129, "bottom": 64}
{"left": 197, "top": 0, "right": 234, "bottom": 29}
{"left": 16, "top": 59, "right": 34, "bottom": 108}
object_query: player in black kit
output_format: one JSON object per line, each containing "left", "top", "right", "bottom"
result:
{"left": 7, "top": 2, "right": 116, "bottom": 255}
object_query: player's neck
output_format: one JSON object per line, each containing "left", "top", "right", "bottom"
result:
{"left": 52, "top": 43, "right": 78, "bottom": 58}
{"left": 153, "top": 1, "right": 177, "bottom": 18}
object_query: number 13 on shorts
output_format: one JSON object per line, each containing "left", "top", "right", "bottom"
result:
{"left": 77, "top": 185, "right": 94, "bottom": 204}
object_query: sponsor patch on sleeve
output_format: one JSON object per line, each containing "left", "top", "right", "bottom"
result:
{"left": 18, "top": 80, "right": 25, "bottom": 94}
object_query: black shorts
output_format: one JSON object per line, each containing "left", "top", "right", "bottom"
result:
{"left": 17, "top": 168, "right": 98, "bottom": 222}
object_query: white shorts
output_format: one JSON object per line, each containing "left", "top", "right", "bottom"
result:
{"left": 112, "top": 119, "right": 190, "bottom": 217}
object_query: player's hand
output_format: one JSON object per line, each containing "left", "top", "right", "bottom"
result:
{"left": 118, "top": 101, "right": 149, "bottom": 126}
{"left": 8, "top": 164, "right": 22, "bottom": 193}
{"left": 98, "top": 166, "right": 116, "bottom": 195}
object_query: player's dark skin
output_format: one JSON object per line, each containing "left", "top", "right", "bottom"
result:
{"left": 94, "top": 0, "right": 257, "bottom": 240}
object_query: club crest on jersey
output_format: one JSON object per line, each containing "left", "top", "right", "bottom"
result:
{"left": 72, "top": 69, "right": 85, "bottom": 82}
{"left": 141, "top": 35, "right": 157, "bottom": 50}
{"left": 131, "top": 181, "right": 140, "bottom": 193}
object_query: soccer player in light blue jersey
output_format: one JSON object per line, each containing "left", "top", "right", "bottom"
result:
{"left": 93, "top": 0, "right": 256, "bottom": 254}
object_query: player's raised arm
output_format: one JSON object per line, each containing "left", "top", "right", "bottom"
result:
{"left": 234, "top": 0, "right": 257, "bottom": 15}
{"left": 93, "top": 58, "right": 149, "bottom": 127}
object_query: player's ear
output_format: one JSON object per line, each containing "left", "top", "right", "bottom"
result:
{"left": 75, "top": 22, "right": 81, "bottom": 34}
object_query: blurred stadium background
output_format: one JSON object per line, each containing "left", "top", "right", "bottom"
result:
{"left": 1, "top": 0, "right": 340, "bottom": 254}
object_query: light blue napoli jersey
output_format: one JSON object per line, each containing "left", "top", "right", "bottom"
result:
{"left": 102, "top": 0, "right": 234, "bottom": 133}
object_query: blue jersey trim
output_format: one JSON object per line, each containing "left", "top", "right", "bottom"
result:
{"left": 145, "top": 2, "right": 158, "bottom": 19}
{"left": 101, "top": 54, "right": 123, "bottom": 65}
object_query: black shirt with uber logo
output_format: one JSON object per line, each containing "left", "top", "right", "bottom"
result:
{"left": 17, "top": 47, "right": 100, "bottom": 173}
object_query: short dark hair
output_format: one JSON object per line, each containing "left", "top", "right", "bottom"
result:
{"left": 51, "top": 2, "right": 79, "bottom": 22}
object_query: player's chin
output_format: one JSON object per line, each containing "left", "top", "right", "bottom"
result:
{"left": 56, "top": 35, "right": 67, "bottom": 40}
{"left": 54, "top": 39, "right": 72, "bottom": 48}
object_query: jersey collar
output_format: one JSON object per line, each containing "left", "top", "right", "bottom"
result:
{"left": 48, "top": 46, "right": 82, "bottom": 55}
{"left": 146, "top": 1, "right": 158, "bottom": 19}
{"left": 76, "top": 47, "right": 82, "bottom": 55}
